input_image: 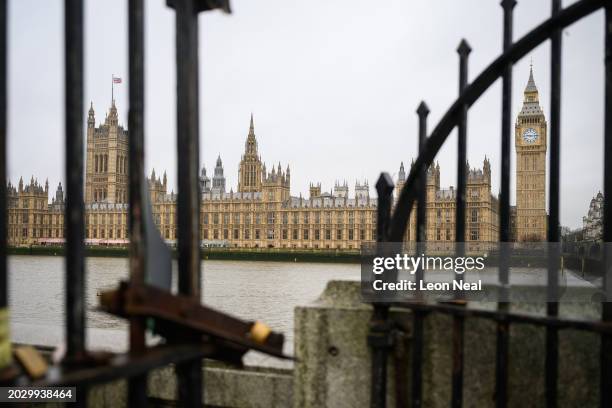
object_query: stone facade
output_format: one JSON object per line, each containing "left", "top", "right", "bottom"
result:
{"left": 8, "top": 72, "right": 548, "bottom": 250}
{"left": 582, "top": 191, "right": 603, "bottom": 241}
{"left": 515, "top": 65, "right": 547, "bottom": 242}
{"left": 85, "top": 101, "right": 129, "bottom": 204}
{"left": 6, "top": 107, "right": 378, "bottom": 250}
{"left": 394, "top": 158, "right": 499, "bottom": 252}
{"left": 150, "top": 115, "right": 377, "bottom": 250}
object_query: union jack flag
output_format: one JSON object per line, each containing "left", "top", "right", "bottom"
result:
{"left": 112, "top": 76, "right": 122, "bottom": 84}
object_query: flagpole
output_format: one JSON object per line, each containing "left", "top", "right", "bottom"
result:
{"left": 111, "top": 74, "right": 114, "bottom": 103}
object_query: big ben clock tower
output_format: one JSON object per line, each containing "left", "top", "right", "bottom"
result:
{"left": 515, "top": 65, "right": 547, "bottom": 242}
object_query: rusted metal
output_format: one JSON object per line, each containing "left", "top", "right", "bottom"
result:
{"left": 392, "top": 301, "right": 612, "bottom": 334}
{"left": 99, "top": 282, "right": 288, "bottom": 358}
{"left": 30, "top": 344, "right": 216, "bottom": 388}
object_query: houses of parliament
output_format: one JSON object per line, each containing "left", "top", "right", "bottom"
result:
{"left": 6, "top": 69, "right": 546, "bottom": 250}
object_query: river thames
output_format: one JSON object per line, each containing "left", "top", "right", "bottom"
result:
{"left": 8, "top": 255, "right": 360, "bottom": 368}
{"left": 7, "top": 255, "right": 597, "bottom": 368}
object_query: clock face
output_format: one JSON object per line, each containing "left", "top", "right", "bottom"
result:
{"left": 522, "top": 128, "right": 538, "bottom": 143}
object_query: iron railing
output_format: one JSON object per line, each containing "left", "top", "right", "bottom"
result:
{"left": 0, "top": 1, "right": 283, "bottom": 407}
{"left": 368, "top": 0, "right": 612, "bottom": 407}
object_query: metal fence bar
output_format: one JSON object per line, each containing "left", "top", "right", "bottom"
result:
{"left": 496, "top": 2, "right": 515, "bottom": 407}
{"left": 451, "top": 39, "right": 471, "bottom": 408}
{"left": 601, "top": 2, "right": 612, "bottom": 407}
{"left": 411, "top": 102, "right": 429, "bottom": 408}
{"left": 369, "top": 174, "right": 394, "bottom": 408}
{"left": 127, "top": 0, "right": 148, "bottom": 406}
{"left": 64, "top": 1, "right": 87, "bottom": 404}
{"left": 545, "top": 1, "right": 562, "bottom": 407}
{"left": 0, "top": 0, "right": 7, "bottom": 373}
{"left": 64, "top": 0, "right": 86, "bottom": 362}
{"left": 173, "top": 0, "right": 202, "bottom": 405}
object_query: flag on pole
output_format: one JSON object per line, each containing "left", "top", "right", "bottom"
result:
{"left": 113, "top": 76, "right": 122, "bottom": 84}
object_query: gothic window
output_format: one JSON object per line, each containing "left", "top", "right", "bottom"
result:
{"left": 304, "top": 212, "right": 309, "bottom": 224}
{"left": 267, "top": 228, "right": 274, "bottom": 239}
{"left": 293, "top": 229, "right": 298, "bottom": 240}
{"left": 314, "top": 230, "right": 320, "bottom": 240}
{"left": 233, "top": 229, "right": 239, "bottom": 240}
{"left": 471, "top": 209, "right": 478, "bottom": 223}
{"left": 470, "top": 229, "right": 479, "bottom": 241}
{"left": 282, "top": 229, "right": 288, "bottom": 240}
{"left": 349, "top": 229, "right": 354, "bottom": 240}
{"left": 244, "top": 229, "right": 250, "bottom": 239}
{"left": 267, "top": 212, "right": 275, "bottom": 224}
{"left": 203, "top": 213, "right": 209, "bottom": 225}
{"left": 303, "top": 229, "right": 309, "bottom": 240}
{"left": 95, "top": 155, "right": 98, "bottom": 172}
{"left": 325, "top": 229, "right": 331, "bottom": 240}
{"left": 255, "top": 229, "right": 260, "bottom": 239}
{"left": 336, "top": 229, "right": 342, "bottom": 240}
{"left": 282, "top": 213, "right": 288, "bottom": 225}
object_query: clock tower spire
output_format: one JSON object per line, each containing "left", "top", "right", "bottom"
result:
{"left": 515, "top": 64, "right": 547, "bottom": 242}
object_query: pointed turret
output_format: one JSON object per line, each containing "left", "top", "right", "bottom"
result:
{"left": 525, "top": 63, "right": 538, "bottom": 94}
{"left": 88, "top": 102, "right": 95, "bottom": 128}
{"left": 105, "top": 99, "right": 119, "bottom": 126}
{"left": 244, "top": 113, "right": 258, "bottom": 155}
{"left": 518, "top": 63, "right": 544, "bottom": 118}
{"left": 398, "top": 162, "right": 406, "bottom": 182}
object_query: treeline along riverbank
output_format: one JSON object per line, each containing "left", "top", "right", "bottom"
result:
{"left": 7, "top": 246, "right": 604, "bottom": 273}
{"left": 8, "top": 246, "right": 362, "bottom": 263}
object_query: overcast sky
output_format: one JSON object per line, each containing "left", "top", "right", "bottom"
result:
{"left": 6, "top": 0, "right": 605, "bottom": 229}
